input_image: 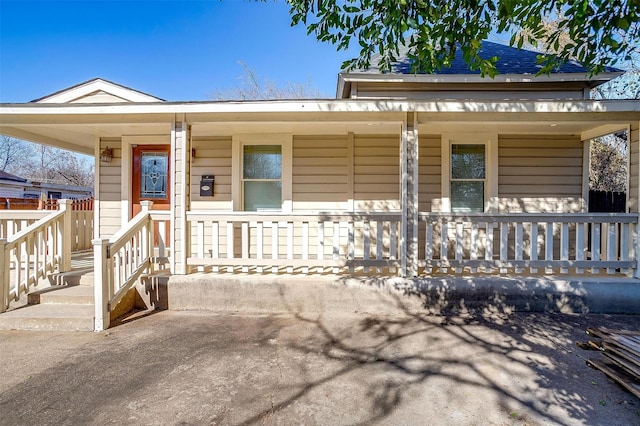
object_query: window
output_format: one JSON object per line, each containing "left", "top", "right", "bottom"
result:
{"left": 451, "top": 144, "right": 485, "bottom": 212}
{"left": 242, "top": 145, "right": 282, "bottom": 211}
{"left": 140, "top": 151, "right": 169, "bottom": 199}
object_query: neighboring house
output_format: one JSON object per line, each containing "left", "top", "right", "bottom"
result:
{"left": 1, "top": 43, "right": 639, "bottom": 284}
{"left": 0, "top": 170, "right": 92, "bottom": 200}
{"left": 0, "top": 170, "right": 28, "bottom": 198}
{"left": 22, "top": 181, "right": 93, "bottom": 200}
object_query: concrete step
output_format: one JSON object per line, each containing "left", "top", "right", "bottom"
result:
{"left": 0, "top": 304, "right": 94, "bottom": 331}
{"left": 28, "top": 284, "right": 94, "bottom": 305}
{"left": 47, "top": 268, "right": 94, "bottom": 287}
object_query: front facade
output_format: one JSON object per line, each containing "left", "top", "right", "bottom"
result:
{"left": 1, "top": 45, "right": 639, "bottom": 289}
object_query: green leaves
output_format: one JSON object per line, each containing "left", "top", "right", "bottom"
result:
{"left": 286, "top": 0, "right": 640, "bottom": 76}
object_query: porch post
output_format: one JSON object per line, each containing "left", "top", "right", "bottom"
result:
{"left": 630, "top": 122, "right": 640, "bottom": 278}
{"left": 171, "top": 117, "right": 190, "bottom": 275}
{"left": 58, "top": 199, "right": 72, "bottom": 272}
{"left": 402, "top": 112, "right": 419, "bottom": 277}
{"left": 0, "top": 239, "right": 7, "bottom": 313}
{"left": 93, "top": 238, "right": 110, "bottom": 331}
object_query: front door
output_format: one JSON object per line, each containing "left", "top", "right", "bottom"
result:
{"left": 132, "top": 145, "right": 171, "bottom": 246}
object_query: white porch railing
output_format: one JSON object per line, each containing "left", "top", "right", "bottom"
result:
{"left": 70, "top": 198, "right": 94, "bottom": 251}
{"left": 0, "top": 211, "right": 49, "bottom": 239}
{"left": 418, "top": 213, "right": 639, "bottom": 276}
{"left": 0, "top": 200, "right": 75, "bottom": 313}
{"left": 186, "top": 212, "right": 402, "bottom": 274}
{"left": 93, "top": 202, "right": 169, "bottom": 331}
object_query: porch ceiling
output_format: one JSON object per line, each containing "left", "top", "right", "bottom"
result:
{"left": 0, "top": 122, "right": 172, "bottom": 155}
{"left": 189, "top": 121, "right": 402, "bottom": 136}
{"left": 1, "top": 99, "right": 637, "bottom": 153}
{"left": 418, "top": 121, "right": 631, "bottom": 137}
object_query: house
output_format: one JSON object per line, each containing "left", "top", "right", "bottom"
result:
{"left": 0, "top": 169, "right": 92, "bottom": 199}
{"left": 0, "top": 42, "right": 639, "bottom": 330}
{"left": 0, "top": 171, "right": 28, "bottom": 198}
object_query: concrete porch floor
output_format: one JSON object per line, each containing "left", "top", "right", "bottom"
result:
{"left": 2, "top": 251, "right": 640, "bottom": 332}
{"left": 157, "top": 270, "right": 640, "bottom": 316}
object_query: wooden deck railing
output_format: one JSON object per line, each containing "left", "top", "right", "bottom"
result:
{"left": 0, "top": 197, "right": 93, "bottom": 248}
{"left": 0, "top": 211, "right": 50, "bottom": 239}
{"left": 184, "top": 211, "right": 638, "bottom": 278}
{"left": 0, "top": 200, "right": 74, "bottom": 313}
{"left": 93, "top": 202, "right": 169, "bottom": 331}
{"left": 418, "top": 213, "right": 639, "bottom": 276}
{"left": 186, "top": 212, "right": 402, "bottom": 274}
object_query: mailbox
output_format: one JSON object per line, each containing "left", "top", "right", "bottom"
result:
{"left": 200, "top": 175, "right": 215, "bottom": 196}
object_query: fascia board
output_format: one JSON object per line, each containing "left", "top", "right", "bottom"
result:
{"left": 1, "top": 99, "right": 639, "bottom": 117}
{"left": 339, "top": 72, "right": 624, "bottom": 85}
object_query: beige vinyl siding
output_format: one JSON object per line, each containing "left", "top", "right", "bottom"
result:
{"left": 498, "top": 135, "right": 583, "bottom": 213}
{"left": 354, "top": 135, "right": 400, "bottom": 211}
{"left": 630, "top": 123, "right": 639, "bottom": 213}
{"left": 98, "top": 138, "right": 122, "bottom": 236}
{"left": 292, "top": 135, "right": 349, "bottom": 211}
{"left": 351, "top": 82, "right": 587, "bottom": 101}
{"left": 190, "top": 136, "right": 232, "bottom": 210}
{"left": 418, "top": 134, "right": 441, "bottom": 212}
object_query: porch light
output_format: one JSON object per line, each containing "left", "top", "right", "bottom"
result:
{"left": 100, "top": 146, "right": 113, "bottom": 163}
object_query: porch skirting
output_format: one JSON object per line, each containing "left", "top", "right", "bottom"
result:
{"left": 145, "top": 274, "right": 640, "bottom": 316}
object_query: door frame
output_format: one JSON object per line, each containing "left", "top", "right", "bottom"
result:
{"left": 131, "top": 144, "right": 171, "bottom": 216}
{"left": 121, "top": 135, "right": 171, "bottom": 224}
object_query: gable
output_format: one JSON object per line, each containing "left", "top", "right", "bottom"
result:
{"left": 32, "top": 78, "right": 164, "bottom": 104}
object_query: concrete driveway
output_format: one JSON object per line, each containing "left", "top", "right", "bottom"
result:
{"left": 1, "top": 309, "right": 639, "bottom": 425}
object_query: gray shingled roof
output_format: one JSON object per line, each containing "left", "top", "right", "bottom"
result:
{"left": 0, "top": 170, "right": 27, "bottom": 183}
{"left": 357, "top": 40, "right": 621, "bottom": 75}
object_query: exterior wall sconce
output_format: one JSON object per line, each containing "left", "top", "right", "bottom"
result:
{"left": 192, "top": 148, "right": 196, "bottom": 158}
{"left": 100, "top": 146, "right": 113, "bottom": 163}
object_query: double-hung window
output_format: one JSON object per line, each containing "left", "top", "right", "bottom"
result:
{"left": 242, "top": 145, "right": 282, "bottom": 211}
{"left": 450, "top": 144, "right": 486, "bottom": 212}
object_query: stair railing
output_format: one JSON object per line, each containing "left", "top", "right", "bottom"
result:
{"left": 0, "top": 199, "right": 73, "bottom": 313}
{"left": 93, "top": 201, "right": 156, "bottom": 331}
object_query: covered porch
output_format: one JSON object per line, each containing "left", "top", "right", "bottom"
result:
{"left": 1, "top": 98, "right": 639, "bottom": 330}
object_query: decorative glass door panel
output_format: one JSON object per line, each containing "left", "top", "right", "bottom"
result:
{"left": 132, "top": 145, "right": 171, "bottom": 249}
{"left": 140, "top": 152, "right": 168, "bottom": 199}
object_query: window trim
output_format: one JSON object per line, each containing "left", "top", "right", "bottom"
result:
{"left": 441, "top": 133, "right": 498, "bottom": 213}
{"left": 232, "top": 134, "right": 292, "bottom": 212}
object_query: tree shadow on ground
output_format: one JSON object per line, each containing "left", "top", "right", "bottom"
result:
{"left": 239, "top": 287, "right": 640, "bottom": 425}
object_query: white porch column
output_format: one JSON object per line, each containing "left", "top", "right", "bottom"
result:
{"left": 170, "top": 116, "right": 190, "bottom": 275}
{"left": 93, "top": 238, "right": 110, "bottom": 332}
{"left": 58, "top": 199, "right": 72, "bottom": 272}
{"left": 629, "top": 122, "right": 640, "bottom": 278}
{"left": 401, "top": 112, "right": 419, "bottom": 277}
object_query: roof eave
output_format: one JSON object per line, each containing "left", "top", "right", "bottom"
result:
{"left": 338, "top": 71, "right": 625, "bottom": 86}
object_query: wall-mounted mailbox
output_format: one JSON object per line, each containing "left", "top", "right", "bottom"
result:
{"left": 200, "top": 175, "right": 215, "bottom": 196}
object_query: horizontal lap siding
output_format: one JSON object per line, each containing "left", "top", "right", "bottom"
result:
{"left": 99, "top": 138, "right": 121, "bottom": 237}
{"left": 292, "top": 135, "right": 349, "bottom": 211}
{"left": 498, "top": 135, "right": 583, "bottom": 213}
{"left": 419, "top": 134, "right": 441, "bottom": 212}
{"left": 190, "top": 137, "right": 232, "bottom": 210}
{"left": 630, "top": 123, "right": 639, "bottom": 213}
{"left": 354, "top": 135, "right": 400, "bottom": 211}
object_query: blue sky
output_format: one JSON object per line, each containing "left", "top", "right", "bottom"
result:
{"left": 0, "top": 0, "right": 359, "bottom": 102}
